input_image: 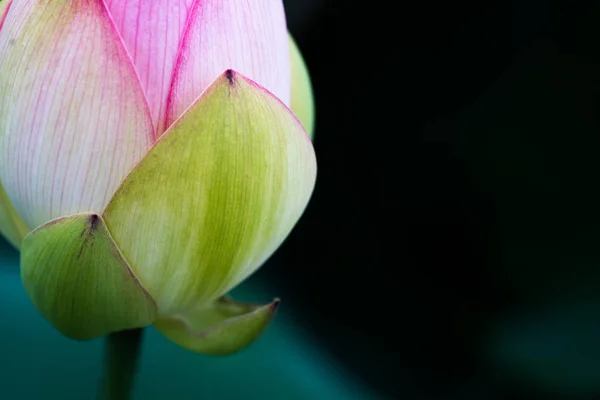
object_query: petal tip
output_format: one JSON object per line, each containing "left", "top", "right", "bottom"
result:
{"left": 21, "top": 213, "right": 157, "bottom": 341}
{"left": 214, "top": 68, "right": 312, "bottom": 142}
{"left": 270, "top": 298, "right": 281, "bottom": 313}
{"left": 88, "top": 213, "right": 101, "bottom": 230}
{"left": 225, "top": 69, "right": 236, "bottom": 85}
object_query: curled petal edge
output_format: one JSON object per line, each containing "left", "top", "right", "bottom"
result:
{"left": 154, "top": 296, "right": 280, "bottom": 355}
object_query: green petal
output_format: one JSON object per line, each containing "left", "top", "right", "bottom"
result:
{"left": 0, "top": 182, "right": 28, "bottom": 250}
{"left": 154, "top": 296, "right": 280, "bottom": 355}
{"left": 104, "top": 70, "right": 317, "bottom": 316}
{"left": 21, "top": 213, "right": 157, "bottom": 340}
{"left": 289, "top": 34, "right": 315, "bottom": 140}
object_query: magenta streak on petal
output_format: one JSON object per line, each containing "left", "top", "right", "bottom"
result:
{"left": 164, "top": 0, "right": 203, "bottom": 135}
{"left": 0, "top": 0, "right": 154, "bottom": 229}
{"left": 105, "top": 0, "right": 196, "bottom": 137}
{"left": 0, "top": 1, "right": 12, "bottom": 32}
{"left": 164, "top": 0, "right": 291, "bottom": 132}
{"left": 101, "top": 0, "right": 156, "bottom": 140}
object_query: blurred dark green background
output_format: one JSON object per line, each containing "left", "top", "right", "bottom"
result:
{"left": 300, "top": 0, "right": 600, "bottom": 398}
{"left": 7, "top": 0, "right": 600, "bottom": 399}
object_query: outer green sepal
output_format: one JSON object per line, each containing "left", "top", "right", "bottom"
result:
{"left": 154, "top": 296, "right": 280, "bottom": 355}
{"left": 289, "top": 34, "right": 315, "bottom": 140}
{"left": 104, "top": 70, "right": 316, "bottom": 316}
{"left": 20, "top": 213, "right": 157, "bottom": 340}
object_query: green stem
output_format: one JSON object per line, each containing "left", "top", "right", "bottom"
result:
{"left": 98, "top": 328, "right": 145, "bottom": 400}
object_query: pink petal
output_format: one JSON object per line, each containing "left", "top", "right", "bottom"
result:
{"left": 105, "top": 0, "right": 195, "bottom": 135}
{"left": 165, "top": 0, "right": 290, "bottom": 130}
{"left": 0, "top": 0, "right": 154, "bottom": 229}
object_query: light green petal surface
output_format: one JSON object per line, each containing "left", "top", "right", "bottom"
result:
{"left": 154, "top": 296, "right": 279, "bottom": 355}
{"left": 0, "top": 182, "right": 28, "bottom": 250}
{"left": 20, "top": 213, "right": 157, "bottom": 340}
{"left": 104, "top": 70, "right": 317, "bottom": 317}
{"left": 289, "top": 34, "right": 315, "bottom": 140}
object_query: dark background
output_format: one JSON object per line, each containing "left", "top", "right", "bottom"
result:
{"left": 277, "top": 0, "right": 600, "bottom": 398}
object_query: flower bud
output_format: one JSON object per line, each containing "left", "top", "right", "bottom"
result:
{"left": 0, "top": 0, "right": 316, "bottom": 354}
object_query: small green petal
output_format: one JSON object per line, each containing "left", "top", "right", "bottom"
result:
{"left": 154, "top": 296, "right": 280, "bottom": 355}
{"left": 0, "top": 182, "right": 28, "bottom": 250}
{"left": 289, "top": 34, "right": 315, "bottom": 140}
{"left": 104, "top": 70, "right": 316, "bottom": 316}
{"left": 20, "top": 213, "right": 157, "bottom": 340}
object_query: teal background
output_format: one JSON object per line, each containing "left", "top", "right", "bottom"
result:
{"left": 0, "top": 241, "right": 376, "bottom": 400}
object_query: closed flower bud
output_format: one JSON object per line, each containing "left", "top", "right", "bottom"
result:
{"left": 0, "top": 0, "right": 316, "bottom": 355}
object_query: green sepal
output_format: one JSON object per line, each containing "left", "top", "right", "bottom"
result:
{"left": 289, "top": 33, "right": 315, "bottom": 140}
{"left": 154, "top": 296, "right": 280, "bottom": 355}
{"left": 20, "top": 213, "right": 157, "bottom": 340}
{"left": 104, "top": 70, "right": 316, "bottom": 316}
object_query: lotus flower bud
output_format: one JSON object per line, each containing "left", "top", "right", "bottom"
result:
{"left": 0, "top": 0, "right": 316, "bottom": 355}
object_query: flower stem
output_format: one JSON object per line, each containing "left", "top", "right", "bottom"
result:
{"left": 98, "top": 328, "right": 144, "bottom": 400}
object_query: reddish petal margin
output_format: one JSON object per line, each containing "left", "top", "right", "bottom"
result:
{"left": 165, "top": 0, "right": 291, "bottom": 131}
{"left": 0, "top": 0, "right": 154, "bottom": 229}
{"left": 105, "top": 0, "right": 195, "bottom": 135}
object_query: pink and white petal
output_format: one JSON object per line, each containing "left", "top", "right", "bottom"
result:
{"left": 0, "top": 0, "right": 154, "bottom": 229}
{"left": 165, "top": 0, "right": 290, "bottom": 129}
{"left": 105, "top": 0, "right": 195, "bottom": 135}
{"left": 0, "top": 1, "right": 11, "bottom": 31}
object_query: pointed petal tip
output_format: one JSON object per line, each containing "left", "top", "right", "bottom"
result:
{"left": 225, "top": 69, "right": 236, "bottom": 85}
{"left": 104, "top": 0, "right": 195, "bottom": 136}
{"left": 21, "top": 213, "right": 157, "bottom": 340}
{"left": 212, "top": 68, "right": 312, "bottom": 142}
{"left": 220, "top": 69, "right": 264, "bottom": 90}
{"left": 218, "top": 294, "right": 280, "bottom": 311}
{"left": 266, "top": 298, "right": 281, "bottom": 317}
{"left": 271, "top": 297, "right": 281, "bottom": 310}
{"left": 165, "top": 0, "right": 290, "bottom": 129}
